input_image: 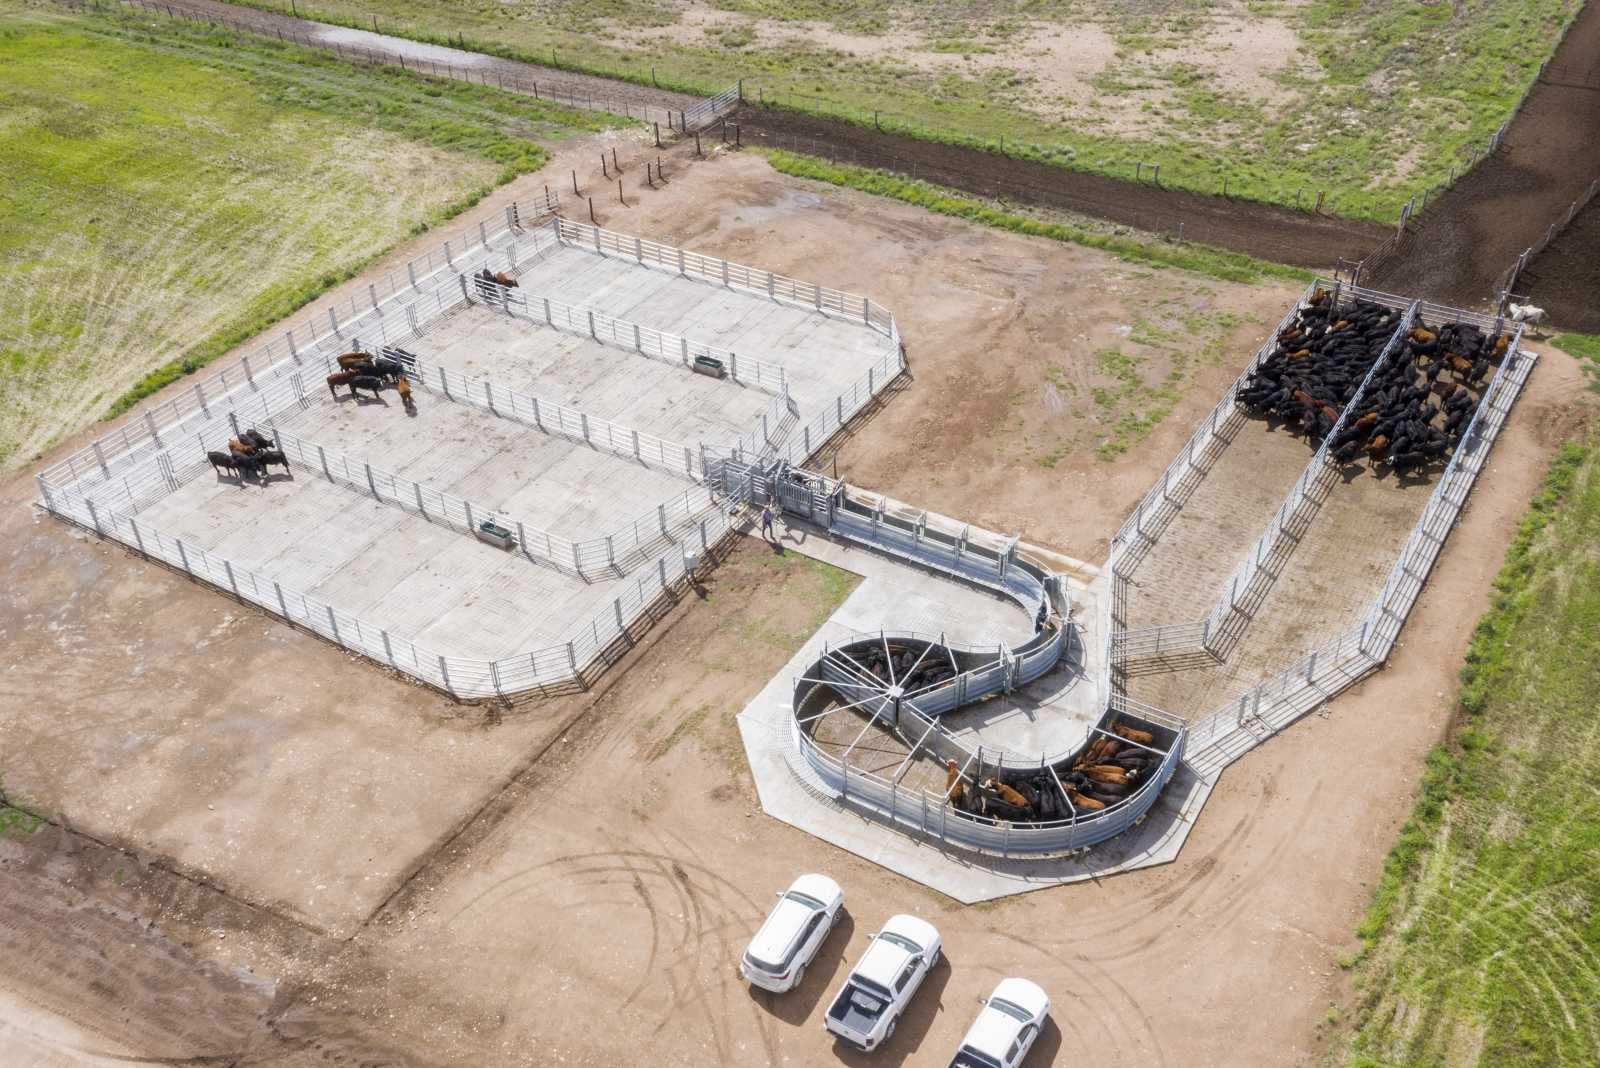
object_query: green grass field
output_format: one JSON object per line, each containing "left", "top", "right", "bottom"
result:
{"left": 228, "top": 0, "right": 1582, "bottom": 222}
{"left": 0, "top": 3, "right": 609, "bottom": 470}
{"left": 1342, "top": 439, "right": 1600, "bottom": 1067}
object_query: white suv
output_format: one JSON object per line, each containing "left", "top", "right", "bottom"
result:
{"left": 947, "top": 978, "right": 1051, "bottom": 1068}
{"left": 740, "top": 873, "right": 844, "bottom": 993}
{"left": 824, "top": 914, "right": 942, "bottom": 1051}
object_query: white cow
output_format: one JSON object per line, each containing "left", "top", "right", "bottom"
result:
{"left": 1508, "top": 302, "right": 1547, "bottom": 328}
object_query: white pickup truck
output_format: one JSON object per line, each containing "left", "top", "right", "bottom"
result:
{"left": 946, "top": 978, "right": 1051, "bottom": 1068}
{"left": 823, "top": 914, "right": 942, "bottom": 1052}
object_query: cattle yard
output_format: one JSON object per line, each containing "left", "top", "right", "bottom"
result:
{"left": 11, "top": 129, "right": 1581, "bottom": 1063}
{"left": 34, "top": 202, "right": 902, "bottom": 698}
{"left": 34, "top": 193, "right": 1540, "bottom": 896}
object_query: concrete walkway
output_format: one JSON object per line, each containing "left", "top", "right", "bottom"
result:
{"left": 735, "top": 516, "right": 1209, "bottom": 900}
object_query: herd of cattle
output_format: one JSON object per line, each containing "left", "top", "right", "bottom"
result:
{"left": 207, "top": 350, "right": 420, "bottom": 481}
{"left": 206, "top": 428, "right": 288, "bottom": 480}
{"left": 945, "top": 718, "right": 1164, "bottom": 823}
{"left": 1238, "top": 288, "right": 1505, "bottom": 473}
{"left": 324, "top": 352, "right": 413, "bottom": 411}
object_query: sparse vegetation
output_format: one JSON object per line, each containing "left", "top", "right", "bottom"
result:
{"left": 225, "top": 0, "right": 1582, "bottom": 220}
{"left": 1551, "top": 333, "right": 1600, "bottom": 391}
{"left": 1343, "top": 439, "right": 1600, "bottom": 1067}
{"left": 0, "top": 2, "right": 610, "bottom": 468}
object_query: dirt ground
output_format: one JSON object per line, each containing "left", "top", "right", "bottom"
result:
{"left": 1368, "top": 0, "right": 1600, "bottom": 308}
{"left": 2, "top": 144, "right": 1594, "bottom": 1066}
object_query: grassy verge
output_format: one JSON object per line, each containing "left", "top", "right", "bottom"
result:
{"left": 1341, "top": 438, "right": 1600, "bottom": 1067}
{"left": 0, "top": 2, "right": 613, "bottom": 468}
{"left": 1551, "top": 333, "right": 1600, "bottom": 391}
{"left": 222, "top": 0, "right": 1584, "bottom": 222}
{"left": 760, "top": 149, "right": 1312, "bottom": 287}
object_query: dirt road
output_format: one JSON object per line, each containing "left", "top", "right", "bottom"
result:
{"left": 1367, "top": 1, "right": 1600, "bottom": 307}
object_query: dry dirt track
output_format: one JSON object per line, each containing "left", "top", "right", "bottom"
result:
{"left": 1367, "top": 1, "right": 1600, "bottom": 308}
{"left": 3, "top": 142, "right": 1596, "bottom": 1065}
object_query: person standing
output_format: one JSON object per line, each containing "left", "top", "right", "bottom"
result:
{"left": 760, "top": 502, "right": 777, "bottom": 542}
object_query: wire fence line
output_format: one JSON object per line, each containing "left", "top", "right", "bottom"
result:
{"left": 1498, "top": 176, "right": 1600, "bottom": 300}
{"left": 265, "top": 428, "right": 720, "bottom": 580}
{"left": 483, "top": 280, "right": 791, "bottom": 395}
{"left": 111, "top": 0, "right": 739, "bottom": 131}
{"left": 742, "top": 81, "right": 1516, "bottom": 234}
{"left": 552, "top": 219, "right": 899, "bottom": 341}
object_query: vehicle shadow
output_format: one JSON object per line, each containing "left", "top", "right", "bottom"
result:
{"left": 1024, "top": 1014, "right": 1063, "bottom": 1065}
{"left": 830, "top": 950, "right": 954, "bottom": 1067}
{"left": 748, "top": 909, "right": 856, "bottom": 1025}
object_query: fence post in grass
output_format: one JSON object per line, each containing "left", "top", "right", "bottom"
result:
{"left": 1136, "top": 161, "right": 1142, "bottom": 181}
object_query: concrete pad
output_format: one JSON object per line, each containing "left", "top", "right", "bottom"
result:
{"left": 134, "top": 388, "right": 714, "bottom": 660}
{"left": 732, "top": 515, "right": 1164, "bottom": 898}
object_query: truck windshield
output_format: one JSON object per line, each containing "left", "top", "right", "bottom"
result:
{"left": 950, "top": 1050, "right": 1003, "bottom": 1068}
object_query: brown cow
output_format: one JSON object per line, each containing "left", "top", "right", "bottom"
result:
{"left": 1112, "top": 722, "right": 1155, "bottom": 746}
{"left": 980, "top": 778, "right": 1029, "bottom": 809}
{"left": 227, "top": 436, "right": 255, "bottom": 454}
{"left": 396, "top": 375, "right": 414, "bottom": 414}
{"left": 1066, "top": 787, "right": 1106, "bottom": 812}
{"left": 944, "top": 759, "right": 970, "bottom": 810}
{"left": 327, "top": 370, "right": 358, "bottom": 398}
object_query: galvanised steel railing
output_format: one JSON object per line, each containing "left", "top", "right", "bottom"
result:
{"left": 37, "top": 201, "right": 560, "bottom": 497}
{"left": 552, "top": 219, "right": 899, "bottom": 341}
{"left": 1179, "top": 327, "right": 1535, "bottom": 778}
